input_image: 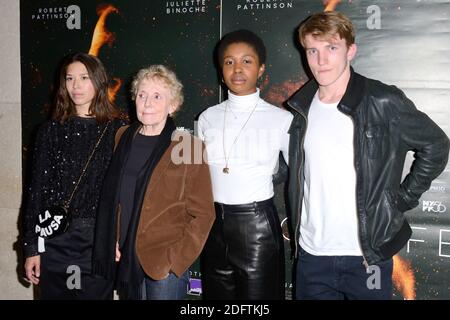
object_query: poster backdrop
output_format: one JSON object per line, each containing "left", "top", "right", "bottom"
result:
{"left": 21, "top": 0, "right": 450, "bottom": 299}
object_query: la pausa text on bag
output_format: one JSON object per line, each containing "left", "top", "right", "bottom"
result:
{"left": 35, "top": 207, "right": 67, "bottom": 238}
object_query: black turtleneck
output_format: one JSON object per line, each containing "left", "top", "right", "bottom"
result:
{"left": 118, "top": 132, "right": 159, "bottom": 247}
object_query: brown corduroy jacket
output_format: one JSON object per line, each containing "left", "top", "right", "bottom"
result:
{"left": 115, "top": 126, "right": 215, "bottom": 280}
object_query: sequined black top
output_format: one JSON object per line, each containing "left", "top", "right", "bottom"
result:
{"left": 23, "top": 117, "right": 125, "bottom": 257}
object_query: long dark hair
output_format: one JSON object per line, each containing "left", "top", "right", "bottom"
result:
{"left": 53, "top": 52, "right": 121, "bottom": 123}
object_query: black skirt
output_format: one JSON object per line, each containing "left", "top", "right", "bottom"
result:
{"left": 201, "top": 198, "right": 285, "bottom": 300}
{"left": 39, "top": 218, "right": 113, "bottom": 300}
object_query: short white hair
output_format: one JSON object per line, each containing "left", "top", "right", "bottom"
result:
{"left": 130, "top": 64, "right": 184, "bottom": 112}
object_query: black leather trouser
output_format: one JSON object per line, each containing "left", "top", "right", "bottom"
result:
{"left": 201, "top": 198, "right": 285, "bottom": 300}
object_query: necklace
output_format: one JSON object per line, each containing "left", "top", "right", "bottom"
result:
{"left": 222, "top": 101, "right": 258, "bottom": 174}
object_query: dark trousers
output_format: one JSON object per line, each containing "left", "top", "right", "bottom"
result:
{"left": 201, "top": 198, "right": 285, "bottom": 300}
{"left": 40, "top": 219, "right": 113, "bottom": 300}
{"left": 295, "top": 247, "right": 393, "bottom": 300}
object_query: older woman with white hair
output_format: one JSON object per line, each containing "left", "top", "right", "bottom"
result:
{"left": 93, "top": 65, "right": 215, "bottom": 300}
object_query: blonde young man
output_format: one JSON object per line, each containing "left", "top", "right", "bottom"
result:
{"left": 287, "top": 11, "right": 449, "bottom": 299}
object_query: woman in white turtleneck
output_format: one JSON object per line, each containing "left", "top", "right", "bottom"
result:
{"left": 198, "top": 29, "right": 293, "bottom": 300}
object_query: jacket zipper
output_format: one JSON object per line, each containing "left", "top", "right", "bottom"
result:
{"left": 347, "top": 113, "right": 370, "bottom": 269}
{"left": 294, "top": 109, "right": 308, "bottom": 258}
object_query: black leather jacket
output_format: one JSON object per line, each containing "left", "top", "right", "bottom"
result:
{"left": 286, "top": 68, "right": 449, "bottom": 265}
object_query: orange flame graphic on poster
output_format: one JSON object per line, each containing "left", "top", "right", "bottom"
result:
{"left": 88, "top": 4, "right": 121, "bottom": 102}
{"left": 88, "top": 4, "right": 119, "bottom": 56}
{"left": 392, "top": 255, "right": 416, "bottom": 300}
{"left": 323, "top": 0, "right": 341, "bottom": 11}
{"left": 108, "top": 77, "right": 122, "bottom": 102}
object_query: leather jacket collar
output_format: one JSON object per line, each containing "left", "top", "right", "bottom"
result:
{"left": 287, "top": 67, "right": 366, "bottom": 118}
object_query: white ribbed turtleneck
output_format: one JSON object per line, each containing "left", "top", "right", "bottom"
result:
{"left": 197, "top": 89, "right": 293, "bottom": 204}
{"left": 227, "top": 89, "right": 259, "bottom": 110}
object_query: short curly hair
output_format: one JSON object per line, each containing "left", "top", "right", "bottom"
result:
{"left": 217, "top": 29, "right": 266, "bottom": 67}
{"left": 130, "top": 64, "right": 184, "bottom": 112}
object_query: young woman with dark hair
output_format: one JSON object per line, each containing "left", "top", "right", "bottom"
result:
{"left": 23, "top": 52, "right": 125, "bottom": 299}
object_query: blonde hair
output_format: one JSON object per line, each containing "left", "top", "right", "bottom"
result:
{"left": 130, "top": 64, "right": 184, "bottom": 113}
{"left": 298, "top": 11, "right": 355, "bottom": 48}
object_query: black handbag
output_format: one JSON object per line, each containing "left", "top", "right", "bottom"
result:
{"left": 35, "top": 206, "right": 69, "bottom": 239}
{"left": 35, "top": 123, "right": 109, "bottom": 239}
